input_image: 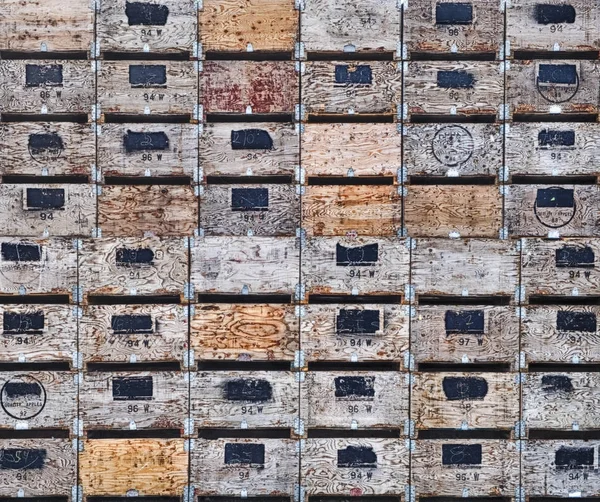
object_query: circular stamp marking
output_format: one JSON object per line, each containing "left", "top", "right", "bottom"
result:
{"left": 432, "top": 125, "right": 474, "bottom": 167}
{"left": 534, "top": 187, "right": 577, "bottom": 228}
{"left": 1, "top": 375, "right": 47, "bottom": 420}
{"left": 28, "top": 134, "right": 64, "bottom": 164}
{"left": 536, "top": 67, "right": 580, "bottom": 104}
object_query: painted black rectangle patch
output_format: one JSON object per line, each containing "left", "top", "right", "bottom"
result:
{"left": 0, "top": 449, "right": 46, "bottom": 470}
{"left": 125, "top": 2, "right": 169, "bottom": 25}
{"left": 112, "top": 376, "right": 153, "bottom": 400}
{"left": 335, "top": 65, "right": 373, "bottom": 85}
{"left": 442, "top": 444, "right": 482, "bottom": 465}
{"left": 537, "top": 64, "right": 578, "bottom": 85}
{"left": 334, "top": 376, "right": 375, "bottom": 400}
{"left": 231, "top": 188, "right": 269, "bottom": 211}
{"left": 555, "top": 246, "right": 595, "bottom": 268}
{"left": 442, "top": 376, "right": 488, "bottom": 400}
{"left": 116, "top": 248, "right": 154, "bottom": 266}
{"left": 225, "top": 379, "right": 273, "bottom": 402}
{"left": 124, "top": 131, "right": 170, "bottom": 153}
{"left": 336, "top": 243, "right": 378, "bottom": 266}
{"left": 1, "top": 243, "right": 41, "bottom": 262}
{"left": 337, "top": 446, "right": 377, "bottom": 468}
{"left": 26, "top": 188, "right": 65, "bottom": 209}
{"left": 3, "top": 312, "right": 45, "bottom": 334}
{"left": 3, "top": 382, "right": 43, "bottom": 398}
{"left": 542, "top": 374, "right": 574, "bottom": 393}
{"left": 231, "top": 129, "right": 274, "bottom": 150}
{"left": 557, "top": 311, "right": 596, "bottom": 332}
{"left": 538, "top": 130, "right": 575, "bottom": 148}
{"left": 436, "top": 3, "right": 473, "bottom": 24}
{"left": 28, "top": 133, "right": 65, "bottom": 155}
{"left": 437, "top": 71, "right": 475, "bottom": 89}
{"left": 111, "top": 315, "right": 154, "bottom": 334}
{"left": 555, "top": 446, "right": 593, "bottom": 468}
{"left": 535, "top": 187, "right": 574, "bottom": 208}
{"left": 25, "top": 65, "right": 63, "bottom": 87}
{"left": 224, "top": 443, "right": 265, "bottom": 465}
{"left": 336, "top": 309, "right": 380, "bottom": 335}
{"left": 445, "top": 310, "right": 484, "bottom": 335}
{"left": 129, "top": 65, "right": 167, "bottom": 87}
{"left": 535, "top": 4, "right": 576, "bottom": 25}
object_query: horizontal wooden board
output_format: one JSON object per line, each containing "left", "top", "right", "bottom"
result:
{"left": 200, "top": 184, "right": 299, "bottom": 236}
{"left": 190, "top": 304, "right": 298, "bottom": 361}
{"left": 405, "top": 185, "right": 502, "bottom": 238}
{"left": 191, "top": 237, "right": 299, "bottom": 294}
{"left": 200, "top": 61, "right": 298, "bottom": 114}
{"left": 191, "top": 371, "right": 298, "bottom": 428}
{"left": 302, "top": 438, "right": 408, "bottom": 495}
{"left": 301, "top": 304, "right": 409, "bottom": 361}
{"left": 191, "top": 438, "right": 298, "bottom": 495}
{"left": 412, "top": 305, "right": 520, "bottom": 365}
{"left": 200, "top": 122, "right": 298, "bottom": 178}
{"left": 80, "top": 439, "right": 188, "bottom": 495}
{"left": 412, "top": 439, "right": 520, "bottom": 497}
{"left": 302, "top": 61, "right": 402, "bottom": 115}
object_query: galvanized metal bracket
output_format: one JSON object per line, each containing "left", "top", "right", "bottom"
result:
{"left": 184, "top": 486, "right": 195, "bottom": 502}
{"left": 294, "top": 485, "right": 306, "bottom": 502}
{"left": 184, "top": 282, "right": 195, "bottom": 301}
{"left": 293, "top": 350, "right": 305, "bottom": 369}
{"left": 404, "top": 419, "right": 415, "bottom": 438}
{"left": 404, "top": 284, "right": 415, "bottom": 303}
{"left": 294, "top": 417, "right": 305, "bottom": 436}
{"left": 72, "top": 286, "right": 83, "bottom": 304}
{"left": 295, "top": 283, "right": 306, "bottom": 301}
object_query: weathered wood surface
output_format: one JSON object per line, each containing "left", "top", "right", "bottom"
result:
{"left": 80, "top": 305, "right": 187, "bottom": 364}
{"left": 0, "top": 305, "right": 76, "bottom": 363}
{"left": 0, "top": 60, "right": 93, "bottom": 114}
{"left": 98, "top": 185, "right": 198, "bottom": 237}
{"left": 191, "top": 371, "right": 298, "bottom": 428}
{"left": 523, "top": 440, "right": 600, "bottom": 497}
{"left": 200, "top": 0, "right": 297, "bottom": 52}
{"left": 302, "top": 236, "right": 408, "bottom": 295}
{"left": 404, "top": 123, "right": 502, "bottom": 177}
{"left": 0, "top": 123, "right": 94, "bottom": 178}
{"left": 79, "top": 237, "right": 188, "bottom": 297}
{"left": 302, "top": 61, "right": 402, "bottom": 115}
{"left": 80, "top": 439, "right": 188, "bottom": 495}
{"left": 98, "top": 123, "right": 198, "bottom": 180}
{"left": 0, "top": 184, "right": 96, "bottom": 238}
{"left": 301, "top": 304, "right": 409, "bottom": 362}
{"left": 200, "top": 184, "right": 300, "bottom": 236}
{"left": 412, "top": 372, "right": 519, "bottom": 430}
{"left": 301, "top": 371, "right": 408, "bottom": 429}
{"left": 412, "top": 440, "right": 519, "bottom": 496}
{"left": 303, "top": 185, "right": 402, "bottom": 237}
{"left": 200, "top": 122, "right": 298, "bottom": 178}
{"left": 412, "top": 305, "right": 520, "bottom": 365}
{"left": 98, "top": 61, "right": 198, "bottom": 115}
{"left": 0, "top": 371, "right": 76, "bottom": 429}
{"left": 99, "top": 0, "right": 197, "bottom": 54}
{"left": 0, "top": 439, "right": 76, "bottom": 497}
{"left": 505, "top": 184, "right": 600, "bottom": 238}
{"left": 0, "top": 0, "right": 93, "bottom": 52}
{"left": 508, "top": 60, "right": 600, "bottom": 115}
{"left": 524, "top": 372, "right": 600, "bottom": 431}
{"left": 507, "top": 0, "right": 600, "bottom": 53}
{"left": 302, "top": 123, "right": 400, "bottom": 178}
{"left": 302, "top": 438, "right": 408, "bottom": 495}
{"left": 405, "top": 62, "right": 503, "bottom": 116}
{"left": 411, "top": 238, "right": 520, "bottom": 298}
{"left": 191, "top": 304, "right": 298, "bottom": 361}
{"left": 201, "top": 61, "right": 298, "bottom": 114}
{"left": 191, "top": 438, "right": 298, "bottom": 495}
{"left": 405, "top": 185, "right": 502, "bottom": 238}
{"left": 191, "top": 237, "right": 299, "bottom": 294}
{"left": 404, "top": 0, "right": 504, "bottom": 56}
{"left": 301, "top": 0, "right": 400, "bottom": 53}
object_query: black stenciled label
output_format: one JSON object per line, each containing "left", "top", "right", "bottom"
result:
{"left": 111, "top": 315, "right": 153, "bottom": 334}
{"left": 129, "top": 65, "right": 167, "bottom": 87}
{"left": 3, "top": 382, "right": 43, "bottom": 398}
{"left": 335, "top": 65, "right": 372, "bottom": 85}
{"left": 231, "top": 130, "right": 274, "bottom": 150}
{"left": 124, "top": 131, "right": 170, "bottom": 153}
{"left": 336, "top": 243, "right": 378, "bottom": 266}
{"left": 26, "top": 188, "right": 65, "bottom": 209}
{"left": 535, "top": 4, "right": 576, "bottom": 24}
{"left": 442, "top": 376, "right": 488, "bottom": 400}
{"left": 556, "top": 246, "right": 595, "bottom": 268}
{"left": 231, "top": 188, "right": 269, "bottom": 211}
{"left": 0, "top": 449, "right": 46, "bottom": 470}
{"left": 555, "top": 446, "right": 593, "bottom": 469}
{"left": 444, "top": 310, "right": 484, "bottom": 335}
{"left": 25, "top": 65, "right": 63, "bottom": 87}
{"left": 436, "top": 3, "right": 473, "bottom": 24}
{"left": 3, "top": 312, "right": 44, "bottom": 335}
{"left": 557, "top": 311, "right": 596, "bottom": 332}
{"left": 542, "top": 374, "right": 574, "bottom": 393}
{"left": 442, "top": 444, "right": 482, "bottom": 465}
{"left": 334, "top": 376, "right": 375, "bottom": 400}
{"left": 336, "top": 309, "right": 380, "bottom": 335}
{"left": 1, "top": 243, "right": 41, "bottom": 262}
{"left": 538, "top": 130, "right": 575, "bottom": 148}
{"left": 225, "top": 379, "right": 273, "bottom": 402}
{"left": 28, "top": 133, "right": 65, "bottom": 156}
{"left": 224, "top": 443, "right": 265, "bottom": 465}
{"left": 437, "top": 71, "right": 475, "bottom": 88}
{"left": 536, "top": 187, "right": 574, "bottom": 208}
{"left": 125, "top": 1, "right": 169, "bottom": 25}
{"left": 112, "top": 376, "right": 153, "bottom": 400}
{"left": 538, "top": 64, "right": 578, "bottom": 85}
{"left": 116, "top": 248, "right": 155, "bottom": 266}
{"left": 337, "top": 446, "right": 377, "bottom": 468}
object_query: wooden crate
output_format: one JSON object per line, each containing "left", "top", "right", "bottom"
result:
{"left": 302, "top": 236, "right": 409, "bottom": 296}
{"left": 412, "top": 305, "right": 520, "bottom": 365}
{"left": 412, "top": 440, "right": 519, "bottom": 497}
{"left": 404, "top": 62, "right": 503, "bottom": 118}
{"left": 405, "top": 185, "right": 502, "bottom": 238}
{"left": 507, "top": 60, "right": 600, "bottom": 116}
{"left": 301, "top": 371, "right": 408, "bottom": 430}
{"left": 301, "top": 61, "right": 402, "bottom": 116}
{"left": 302, "top": 438, "right": 408, "bottom": 496}
{"left": 523, "top": 440, "right": 600, "bottom": 497}
{"left": 199, "top": 184, "right": 300, "bottom": 237}
{"left": 80, "top": 304, "right": 188, "bottom": 364}
{"left": 303, "top": 185, "right": 402, "bottom": 237}
{"left": 301, "top": 304, "right": 409, "bottom": 362}
{"left": 302, "top": 123, "right": 400, "bottom": 179}
{"left": 505, "top": 184, "right": 600, "bottom": 238}
{"left": 191, "top": 237, "right": 299, "bottom": 295}
{"left": 0, "top": 371, "right": 76, "bottom": 430}
{"left": 0, "top": 122, "right": 94, "bottom": 178}
{"left": 301, "top": 0, "right": 400, "bottom": 54}
{"left": 200, "top": 122, "right": 298, "bottom": 178}
{"left": 524, "top": 372, "right": 600, "bottom": 431}
{"left": 200, "top": 0, "right": 297, "bottom": 53}
{"left": 403, "top": 0, "right": 504, "bottom": 57}
{"left": 98, "top": 123, "right": 199, "bottom": 181}
{"left": 403, "top": 123, "right": 502, "bottom": 178}
{"left": 190, "top": 304, "right": 298, "bottom": 361}
{"left": 0, "top": 305, "right": 76, "bottom": 364}
{"left": 0, "top": 184, "right": 95, "bottom": 238}
{"left": 0, "top": 238, "right": 76, "bottom": 297}
{"left": 0, "top": 60, "right": 93, "bottom": 114}
{"left": 98, "top": 184, "right": 198, "bottom": 237}
{"left": 0, "top": 0, "right": 93, "bottom": 52}
{"left": 200, "top": 61, "right": 298, "bottom": 115}
{"left": 98, "top": 0, "right": 197, "bottom": 54}
{"left": 98, "top": 61, "right": 198, "bottom": 116}
{"left": 0, "top": 439, "right": 76, "bottom": 497}
{"left": 191, "top": 371, "right": 298, "bottom": 429}
{"left": 191, "top": 438, "right": 298, "bottom": 495}
{"left": 80, "top": 439, "right": 188, "bottom": 496}
{"left": 507, "top": 0, "right": 600, "bottom": 53}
